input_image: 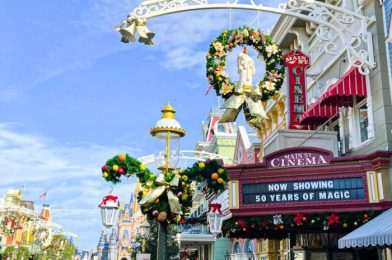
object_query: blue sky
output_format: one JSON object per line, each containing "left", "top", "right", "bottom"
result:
{"left": 0, "top": 0, "right": 281, "bottom": 250}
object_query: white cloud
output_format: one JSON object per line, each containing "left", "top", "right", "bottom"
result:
{"left": 0, "top": 124, "right": 140, "bottom": 249}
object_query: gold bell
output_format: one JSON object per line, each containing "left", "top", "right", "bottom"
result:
{"left": 119, "top": 23, "right": 136, "bottom": 43}
{"left": 137, "top": 25, "right": 155, "bottom": 45}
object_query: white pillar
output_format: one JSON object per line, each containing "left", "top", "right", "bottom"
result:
{"left": 339, "top": 108, "right": 345, "bottom": 154}
{"left": 347, "top": 107, "right": 354, "bottom": 149}
{"left": 365, "top": 76, "right": 375, "bottom": 139}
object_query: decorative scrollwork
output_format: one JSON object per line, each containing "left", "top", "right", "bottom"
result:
{"left": 119, "top": 0, "right": 376, "bottom": 75}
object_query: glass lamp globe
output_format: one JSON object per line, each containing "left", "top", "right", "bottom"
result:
{"left": 207, "top": 209, "right": 223, "bottom": 237}
{"left": 99, "top": 196, "right": 119, "bottom": 229}
{"left": 150, "top": 103, "right": 186, "bottom": 171}
{"left": 139, "top": 221, "right": 151, "bottom": 239}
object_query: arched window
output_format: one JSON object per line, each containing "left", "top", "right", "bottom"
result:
{"left": 245, "top": 239, "right": 255, "bottom": 253}
{"left": 217, "top": 123, "right": 226, "bottom": 133}
{"left": 233, "top": 241, "right": 241, "bottom": 254}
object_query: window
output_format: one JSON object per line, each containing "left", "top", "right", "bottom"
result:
{"left": 245, "top": 239, "right": 255, "bottom": 253}
{"left": 233, "top": 241, "right": 241, "bottom": 254}
{"left": 217, "top": 123, "right": 226, "bottom": 133}
{"left": 358, "top": 103, "right": 369, "bottom": 143}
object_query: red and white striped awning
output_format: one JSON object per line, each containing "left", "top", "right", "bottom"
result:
{"left": 300, "top": 66, "right": 367, "bottom": 126}
{"left": 319, "top": 66, "right": 367, "bottom": 107}
{"left": 299, "top": 101, "right": 338, "bottom": 126}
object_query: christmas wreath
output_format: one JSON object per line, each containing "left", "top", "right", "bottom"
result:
{"left": 101, "top": 154, "right": 229, "bottom": 223}
{"left": 1, "top": 215, "right": 20, "bottom": 237}
{"left": 206, "top": 26, "right": 285, "bottom": 101}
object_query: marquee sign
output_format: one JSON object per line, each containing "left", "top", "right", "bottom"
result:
{"left": 284, "top": 50, "right": 310, "bottom": 129}
{"left": 227, "top": 147, "right": 392, "bottom": 216}
{"left": 243, "top": 177, "right": 364, "bottom": 205}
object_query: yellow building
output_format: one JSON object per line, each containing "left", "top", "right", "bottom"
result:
{"left": 0, "top": 190, "right": 70, "bottom": 255}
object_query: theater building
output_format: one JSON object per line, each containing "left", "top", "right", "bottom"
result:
{"left": 223, "top": 0, "right": 392, "bottom": 258}
{"left": 226, "top": 147, "right": 392, "bottom": 259}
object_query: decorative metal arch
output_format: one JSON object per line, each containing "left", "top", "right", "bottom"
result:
{"left": 117, "top": 0, "right": 376, "bottom": 74}
{"left": 137, "top": 150, "right": 237, "bottom": 165}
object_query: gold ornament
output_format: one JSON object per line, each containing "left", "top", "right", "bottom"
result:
{"left": 198, "top": 162, "right": 205, "bottom": 168}
{"left": 181, "top": 194, "right": 188, "bottom": 201}
{"left": 157, "top": 212, "right": 167, "bottom": 222}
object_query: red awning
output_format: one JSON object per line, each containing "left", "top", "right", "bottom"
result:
{"left": 319, "top": 66, "right": 367, "bottom": 107}
{"left": 299, "top": 100, "right": 339, "bottom": 126}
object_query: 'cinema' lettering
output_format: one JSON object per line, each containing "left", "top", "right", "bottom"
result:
{"left": 269, "top": 152, "right": 328, "bottom": 167}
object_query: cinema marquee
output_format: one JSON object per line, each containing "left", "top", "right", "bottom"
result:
{"left": 227, "top": 147, "right": 392, "bottom": 216}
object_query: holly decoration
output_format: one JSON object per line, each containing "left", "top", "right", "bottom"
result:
{"left": 223, "top": 211, "right": 380, "bottom": 237}
{"left": 327, "top": 213, "right": 340, "bottom": 226}
{"left": 294, "top": 213, "right": 304, "bottom": 225}
{"left": 206, "top": 26, "right": 285, "bottom": 101}
{"left": 1, "top": 215, "right": 20, "bottom": 237}
{"left": 101, "top": 154, "right": 229, "bottom": 223}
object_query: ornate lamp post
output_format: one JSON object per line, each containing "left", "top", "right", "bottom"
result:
{"left": 149, "top": 103, "right": 186, "bottom": 260}
{"left": 207, "top": 203, "right": 224, "bottom": 238}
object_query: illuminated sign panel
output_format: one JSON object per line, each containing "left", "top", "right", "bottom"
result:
{"left": 243, "top": 177, "right": 364, "bottom": 204}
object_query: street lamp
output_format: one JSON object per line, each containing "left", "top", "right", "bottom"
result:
{"left": 150, "top": 103, "right": 186, "bottom": 173}
{"left": 207, "top": 203, "right": 224, "bottom": 238}
{"left": 139, "top": 221, "right": 151, "bottom": 253}
{"left": 149, "top": 103, "right": 186, "bottom": 260}
{"left": 98, "top": 195, "right": 119, "bottom": 229}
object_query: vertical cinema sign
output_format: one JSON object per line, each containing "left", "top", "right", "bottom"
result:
{"left": 284, "top": 50, "right": 310, "bottom": 129}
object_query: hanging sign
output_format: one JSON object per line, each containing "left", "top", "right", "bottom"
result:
{"left": 243, "top": 177, "right": 365, "bottom": 205}
{"left": 284, "top": 50, "right": 310, "bottom": 129}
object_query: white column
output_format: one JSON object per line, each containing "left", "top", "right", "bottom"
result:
{"left": 347, "top": 107, "right": 354, "bottom": 149}
{"left": 339, "top": 108, "right": 345, "bottom": 154}
{"left": 365, "top": 76, "right": 375, "bottom": 139}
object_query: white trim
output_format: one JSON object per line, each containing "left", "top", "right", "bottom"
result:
{"left": 377, "top": 172, "right": 385, "bottom": 200}
{"left": 370, "top": 173, "right": 377, "bottom": 201}
{"left": 231, "top": 182, "right": 237, "bottom": 208}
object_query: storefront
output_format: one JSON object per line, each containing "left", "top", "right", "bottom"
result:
{"left": 225, "top": 147, "right": 392, "bottom": 260}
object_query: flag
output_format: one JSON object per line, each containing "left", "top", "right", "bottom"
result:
{"left": 22, "top": 182, "right": 27, "bottom": 191}
{"left": 39, "top": 192, "right": 47, "bottom": 200}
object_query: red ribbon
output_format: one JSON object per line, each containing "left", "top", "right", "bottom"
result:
{"left": 98, "top": 195, "right": 119, "bottom": 207}
{"left": 208, "top": 203, "right": 222, "bottom": 214}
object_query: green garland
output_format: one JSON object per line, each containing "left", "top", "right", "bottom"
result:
{"left": 3, "top": 246, "right": 16, "bottom": 258}
{"left": 182, "top": 160, "right": 228, "bottom": 193}
{"left": 206, "top": 26, "right": 285, "bottom": 101}
{"left": 224, "top": 211, "right": 380, "bottom": 238}
{"left": 101, "top": 155, "right": 229, "bottom": 223}
{"left": 1, "top": 215, "right": 20, "bottom": 237}
{"left": 102, "top": 153, "right": 152, "bottom": 184}
{"left": 17, "top": 246, "right": 30, "bottom": 259}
